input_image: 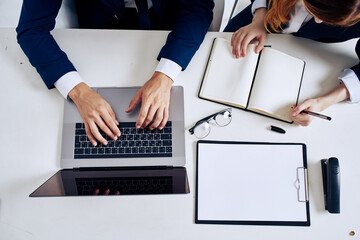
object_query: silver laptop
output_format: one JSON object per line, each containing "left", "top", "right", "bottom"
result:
{"left": 61, "top": 86, "right": 185, "bottom": 168}
{"left": 30, "top": 86, "right": 189, "bottom": 197}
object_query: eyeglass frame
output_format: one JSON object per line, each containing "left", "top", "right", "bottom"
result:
{"left": 188, "top": 108, "right": 232, "bottom": 138}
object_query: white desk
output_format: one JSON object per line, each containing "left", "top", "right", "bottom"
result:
{"left": 1, "top": 28, "right": 360, "bottom": 240}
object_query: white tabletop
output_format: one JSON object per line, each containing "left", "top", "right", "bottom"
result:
{"left": 1, "top": 28, "right": 360, "bottom": 239}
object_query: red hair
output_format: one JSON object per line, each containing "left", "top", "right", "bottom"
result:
{"left": 265, "top": 0, "right": 297, "bottom": 32}
{"left": 265, "top": 0, "right": 360, "bottom": 33}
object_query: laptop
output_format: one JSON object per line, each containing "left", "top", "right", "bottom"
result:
{"left": 30, "top": 86, "right": 189, "bottom": 197}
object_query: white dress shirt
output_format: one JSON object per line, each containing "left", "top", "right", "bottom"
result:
{"left": 251, "top": 0, "right": 360, "bottom": 102}
{"left": 124, "top": 0, "right": 153, "bottom": 9}
{"left": 55, "top": 0, "right": 182, "bottom": 99}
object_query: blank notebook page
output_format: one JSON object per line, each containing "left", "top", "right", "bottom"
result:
{"left": 197, "top": 143, "right": 308, "bottom": 222}
{"left": 200, "top": 38, "right": 259, "bottom": 107}
{"left": 247, "top": 47, "right": 304, "bottom": 121}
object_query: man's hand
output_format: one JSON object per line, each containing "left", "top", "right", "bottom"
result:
{"left": 68, "top": 82, "right": 120, "bottom": 146}
{"left": 126, "top": 72, "right": 173, "bottom": 130}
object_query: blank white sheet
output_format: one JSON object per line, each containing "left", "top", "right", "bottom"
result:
{"left": 197, "top": 142, "right": 308, "bottom": 224}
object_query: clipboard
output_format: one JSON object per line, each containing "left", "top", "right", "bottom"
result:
{"left": 195, "top": 140, "right": 310, "bottom": 226}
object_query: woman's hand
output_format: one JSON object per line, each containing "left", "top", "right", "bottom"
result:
{"left": 291, "top": 100, "right": 325, "bottom": 126}
{"left": 292, "top": 83, "right": 350, "bottom": 126}
{"left": 231, "top": 8, "right": 267, "bottom": 58}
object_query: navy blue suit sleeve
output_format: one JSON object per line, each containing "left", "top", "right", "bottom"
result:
{"left": 16, "top": 0, "right": 76, "bottom": 89}
{"left": 350, "top": 39, "right": 360, "bottom": 80}
{"left": 157, "top": 0, "right": 214, "bottom": 70}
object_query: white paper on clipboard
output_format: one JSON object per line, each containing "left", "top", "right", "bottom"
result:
{"left": 196, "top": 141, "right": 310, "bottom": 226}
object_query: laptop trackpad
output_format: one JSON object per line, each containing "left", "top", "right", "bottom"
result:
{"left": 97, "top": 87, "right": 141, "bottom": 122}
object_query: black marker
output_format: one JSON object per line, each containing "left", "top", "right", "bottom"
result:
{"left": 270, "top": 125, "right": 286, "bottom": 134}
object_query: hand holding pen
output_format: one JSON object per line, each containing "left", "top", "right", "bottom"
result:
{"left": 291, "top": 83, "right": 350, "bottom": 126}
{"left": 291, "top": 102, "right": 331, "bottom": 126}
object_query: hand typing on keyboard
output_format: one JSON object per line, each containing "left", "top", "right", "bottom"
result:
{"left": 74, "top": 122, "right": 173, "bottom": 159}
{"left": 69, "top": 74, "right": 173, "bottom": 147}
{"left": 126, "top": 72, "right": 173, "bottom": 130}
{"left": 69, "top": 83, "right": 121, "bottom": 147}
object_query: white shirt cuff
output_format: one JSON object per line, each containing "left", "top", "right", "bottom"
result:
{"left": 155, "top": 58, "right": 182, "bottom": 83}
{"left": 251, "top": 0, "right": 267, "bottom": 16}
{"left": 339, "top": 69, "right": 360, "bottom": 103}
{"left": 54, "top": 71, "right": 84, "bottom": 99}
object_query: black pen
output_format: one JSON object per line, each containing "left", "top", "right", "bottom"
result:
{"left": 301, "top": 110, "right": 332, "bottom": 121}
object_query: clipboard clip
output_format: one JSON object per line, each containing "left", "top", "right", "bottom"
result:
{"left": 296, "top": 167, "right": 309, "bottom": 202}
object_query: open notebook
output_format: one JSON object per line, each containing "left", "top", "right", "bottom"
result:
{"left": 195, "top": 140, "right": 310, "bottom": 226}
{"left": 199, "top": 38, "right": 305, "bottom": 123}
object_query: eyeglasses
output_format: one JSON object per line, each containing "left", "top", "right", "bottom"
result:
{"left": 189, "top": 108, "right": 232, "bottom": 139}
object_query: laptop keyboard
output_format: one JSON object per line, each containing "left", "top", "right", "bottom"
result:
{"left": 74, "top": 122, "right": 173, "bottom": 159}
{"left": 76, "top": 176, "right": 174, "bottom": 195}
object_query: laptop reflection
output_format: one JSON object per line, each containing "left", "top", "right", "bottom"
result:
{"left": 30, "top": 167, "right": 189, "bottom": 197}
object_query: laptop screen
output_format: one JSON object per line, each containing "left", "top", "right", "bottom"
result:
{"left": 30, "top": 167, "right": 190, "bottom": 197}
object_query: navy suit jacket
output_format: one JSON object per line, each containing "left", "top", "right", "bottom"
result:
{"left": 16, "top": 0, "right": 214, "bottom": 89}
{"left": 293, "top": 20, "right": 360, "bottom": 80}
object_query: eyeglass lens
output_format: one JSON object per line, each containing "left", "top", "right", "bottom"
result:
{"left": 193, "top": 110, "right": 231, "bottom": 139}
{"left": 193, "top": 121, "right": 211, "bottom": 139}
{"left": 214, "top": 111, "right": 231, "bottom": 126}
